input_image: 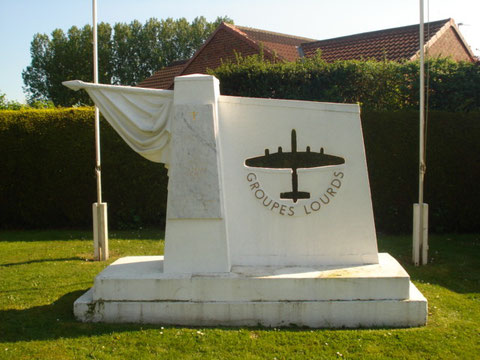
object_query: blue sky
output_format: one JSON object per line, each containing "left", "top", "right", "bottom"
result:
{"left": 1, "top": 0, "right": 479, "bottom": 103}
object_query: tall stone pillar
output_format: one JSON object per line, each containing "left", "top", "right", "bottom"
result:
{"left": 163, "top": 75, "right": 230, "bottom": 273}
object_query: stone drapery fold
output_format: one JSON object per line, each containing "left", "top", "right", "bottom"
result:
{"left": 63, "top": 80, "right": 173, "bottom": 165}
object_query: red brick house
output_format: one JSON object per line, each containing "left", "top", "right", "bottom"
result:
{"left": 138, "top": 22, "right": 313, "bottom": 89}
{"left": 301, "top": 18, "right": 475, "bottom": 62}
{"left": 139, "top": 18, "right": 475, "bottom": 89}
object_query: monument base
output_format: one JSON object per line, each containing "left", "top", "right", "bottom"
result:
{"left": 74, "top": 254, "right": 427, "bottom": 328}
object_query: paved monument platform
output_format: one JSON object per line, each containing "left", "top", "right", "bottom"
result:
{"left": 74, "top": 253, "right": 427, "bottom": 328}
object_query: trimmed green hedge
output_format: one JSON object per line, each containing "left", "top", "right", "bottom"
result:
{"left": 362, "top": 110, "right": 480, "bottom": 233}
{"left": 210, "top": 55, "right": 480, "bottom": 112}
{"left": 0, "top": 108, "right": 168, "bottom": 229}
{"left": 1, "top": 108, "right": 479, "bottom": 233}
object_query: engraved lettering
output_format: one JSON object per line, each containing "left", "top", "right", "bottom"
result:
{"left": 255, "top": 189, "right": 265, "bottom": 199}
{"left": 246, "top": 169, "right": 345, "bottom": 217}
{"left": 319, "top": 195, "right": 330, "bottom": 205}
{"left": 262, "top": 196, "right": 273, "bottom": 207}
{"left": 331, "top": 179, "right": 341, "bottom": 189}
{"left": 311, "top": 201, "right": 321, "bottom": 211}
{"left": 327, "top": 187, "right": 337, "bottom": 196}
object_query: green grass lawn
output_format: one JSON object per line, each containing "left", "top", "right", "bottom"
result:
{"left": 0, "top": 230, "right": 479, "bottom": 359}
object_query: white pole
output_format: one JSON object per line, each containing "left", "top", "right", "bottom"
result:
{"left": 92, "top": 0, "right": 108, "bottom": 261}
{"left": 419, "top": 0, "right": 425, "bottom": 207}
{"left": 413, "top": 0, "right": 428, "bottom": 266}
{"left": 93, "top": 0, "right": 101, "bottom": 201}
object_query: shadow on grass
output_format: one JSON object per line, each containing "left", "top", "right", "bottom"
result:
{"left": 378, "top": 234, "right": 480, "bottom": 294}
{"left": 0, "top": 289, "right": 403, "bottom": 343}
{"left": 0, "top": 230, "right": 92, "bottom": 242}
{"left": 0, "top": 290, "right": 153, "bottom": 343}
{"left": 0, "top": 229, "right": 165, "bottom": 242}
{"left": 1, "top": 257, "right": 85, "bottom": 267}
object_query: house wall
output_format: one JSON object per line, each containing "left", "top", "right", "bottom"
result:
{"left": 182, "top": 28, "right": 274, "bottom": 75}
{"left": 428, "top": 27, "right": 474, "bottom": 62}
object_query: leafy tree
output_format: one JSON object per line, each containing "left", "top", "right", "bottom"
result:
{"left": 0, "top": 91, "right": 24, "bottom": 110}
{"left": 111, "top": 16, "right": 229, "bottom": 85}
{"left": 28, "top": 99, "right": 55, "bottom": 109}
{"left": 23, "top": 16, "right": 233, "bottom": 106}
{"left": 0, "top": 90, "right": 54, "bottom": 110}
{"left": 23, "top": 23, "right": 113, "bottom": 106}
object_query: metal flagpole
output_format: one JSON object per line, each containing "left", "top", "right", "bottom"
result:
{"left": 92, "top": 0, "right": 109, "bottom": 261}
{"left": 413, "top": 0, "right": 428, "bottom": 266}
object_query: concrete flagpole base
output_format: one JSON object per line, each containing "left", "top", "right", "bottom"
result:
{"left": 93, "top": 202, "right": 108, "bottom": 261}
{"left": 413, "top": 203, "right": 429, "bottom": 266}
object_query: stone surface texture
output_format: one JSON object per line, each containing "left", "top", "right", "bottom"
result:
{"left": 218, "top": 96, "right": 378, "bottom": 267}
{"left": 92, "top": 254, "right": 410, "bottom": 302}
{"left": 92, "top": 202, "right": 108, "bottom": 261}
{"left": 163, "top": 74, "right": 230, "bottom": 273}
{"left": 75, "top": 285, "right": 426, "bottom": 327}
{"left": 70, "top": 74, "right": 427, "bottom": 327}
{"left": 167, "top": 104, "right": 221, "bottom": 219}
{"left": 74, "top": 254, "right": 427, "bottom": 327}
{"left": 63, "top": 80, "right": 173, "bottom": 164}
{"left": 164, "top": 219, "right": 230, "bottom": 273}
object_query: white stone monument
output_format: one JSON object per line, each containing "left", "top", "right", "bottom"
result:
{"left": 64, "top": 74, "right": 427, "bottom": 327}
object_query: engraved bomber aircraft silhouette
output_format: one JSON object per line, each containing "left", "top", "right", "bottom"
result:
{"left": 245, "top": 129, "right": 345, "bottom": 203}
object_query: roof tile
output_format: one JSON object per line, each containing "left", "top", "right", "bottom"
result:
{"left": 137, "top": 60, "right": 188, "bottom": 89}
{"left": 138, "top": 18, "right": 472, "bottom": 90}
{"left": 301, "top": 19, "right": 451, "bottom": 62}
{"left": 235, "top": 25, "right": 315, "bottom": 61}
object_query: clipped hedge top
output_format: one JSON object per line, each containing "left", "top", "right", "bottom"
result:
{"left": 211, "top": 55, "right": 480, "bottom": 112}
{"left": 0, "top": 107, "right": 94, "bottom": 131}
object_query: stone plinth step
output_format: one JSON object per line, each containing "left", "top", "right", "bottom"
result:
{"left": 74, "top": 253, "right": 427, "bottom": 328}
{"left": 92, "top": 253, "right": 411, "bottom": 302}
{"left": 75, "top": 283, "right": 427, "bottom": 328}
